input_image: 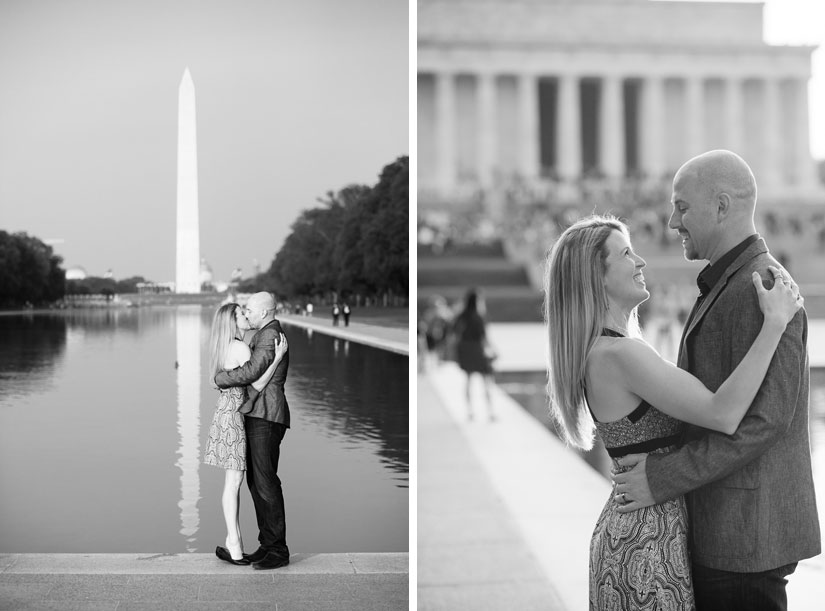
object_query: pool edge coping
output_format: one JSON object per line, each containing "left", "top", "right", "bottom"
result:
{"left": 0, "top": 552, "right": 409, "bottom": 575}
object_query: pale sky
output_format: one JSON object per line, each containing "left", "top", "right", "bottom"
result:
{"left": 0, "top": 0, "right": 408, "bottom": 283}
{"left": 660, "top": 0, "right": 825, "bottom": 159}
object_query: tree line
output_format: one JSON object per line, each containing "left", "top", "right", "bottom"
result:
{"left": 0, "top": 231, "right": 65, "bottom": 308}
{"left": 240, "top": 155, "right": 408, "bottom": 301}
{"left": 1, "top": 155, "right": 408, "bottom": 308}
{"left": 66, "top": 276, "right": 146, "bottom": 296}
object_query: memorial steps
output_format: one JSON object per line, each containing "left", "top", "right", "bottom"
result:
{"left": 418, "top": 241, "right": 544, "bottom": 323}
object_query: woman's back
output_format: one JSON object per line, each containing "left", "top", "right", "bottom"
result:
{"left": 223, "top": 339, "right": 250, "bottom": 370}
{"left": 586, "top": 330, "right": 684, "bottom": 455}
{"left": 454, "top": 311, "right": 486, "bottom": 342}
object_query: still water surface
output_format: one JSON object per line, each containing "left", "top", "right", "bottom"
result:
{"left": 0, "top": 306, "right": 408, "bottom": 553}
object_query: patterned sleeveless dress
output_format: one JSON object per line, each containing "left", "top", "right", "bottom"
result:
{"left": 203, "top": 386, "right": 247, "bottom": 471}
{"left": 589, "top": 330, "right": 695, "bottom": 611}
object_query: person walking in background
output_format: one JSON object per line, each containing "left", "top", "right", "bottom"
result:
{"left": 332, "top": 302, "right": 340, "bottom": 326}
{"left": 215, "top": 292, "right": 293, "bottom": 570}
{"left": 452, "top": 288, "right": 497, "bottom": 422}
{"left": 544, "top": 214, "right": 802, "bottom": 610}
{"left": 612, "top": 150, "right": 820, "bottom": 610}
{"left": 422, "top": 295, "right": 453, "bottom": 370}
{"left": 205, "top": 303, "right": 287, "bottom": 566}
{"left": 342, "top": 302, "right": 351, "bottom": 326}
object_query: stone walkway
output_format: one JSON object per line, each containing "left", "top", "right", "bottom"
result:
{"left": 418, "top": 375, "right": 565, "bottom": 610}
{"left": 420, "top": 355, "right": 824, "bottom": 610}
{"left": 277, "top": 314, "right": 408, "bottom": 355}
{"left": 0, "top": 552, "right": 407, "bottom": 610}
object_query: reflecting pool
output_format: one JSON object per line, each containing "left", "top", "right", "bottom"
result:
{"left": 0, "top": 306, "right": 408, "bottom": 553}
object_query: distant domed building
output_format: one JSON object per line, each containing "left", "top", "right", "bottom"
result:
{"left": 199, "top": 258, "right": 213, "bottom": 285}
{"left": 65, "top": 266, "right": 87, "bottom": 281}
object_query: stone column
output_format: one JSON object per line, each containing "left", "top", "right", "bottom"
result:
{"left": 600, "top": 75, "right": 624, "bottom": 179}
{"left": 762, "top": 77, "right": 781, "bottom": 189}
{"left": 684, "top": 76, "right": 704, "bottom": 159}
{"left": 435, "top": 71, "right": 456, "bottom": 192}
{"left": 640, "top": 75, "right": 665, "bottom": 180}
{"left": 794, "top": 77, "right": 818, "bottom": 188}
{"left": 557, "top": 74, "right": 582, "bottom": 181}
{"left": 518, "top": 73, "right": 540, "bottom": 180}
{"left": 724, "top": 77, "right": 744, "bottom": 156}
{"left": 477, "top": 72, "right": 497, "bottom": 187}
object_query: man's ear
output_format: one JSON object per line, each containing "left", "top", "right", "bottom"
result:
{"left": 717, "top": 192, "right": 731, "bottom": 220}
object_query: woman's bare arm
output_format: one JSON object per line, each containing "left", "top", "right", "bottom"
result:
{"left": 606, "top": 269, "right": 801, "bottom": 434}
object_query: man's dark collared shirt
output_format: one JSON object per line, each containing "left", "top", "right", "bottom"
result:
{"left": 684, "top": 234, "right": 759, "bottom": 365}
{"left": 695, "top": 234, "right": 760, "bottom": 298}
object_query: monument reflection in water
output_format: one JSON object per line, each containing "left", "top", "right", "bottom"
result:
{"left": 175, "top": 306, "right": 201, "bottom": 552}
{"left": 0, "top": 306, "right": 408, "bottom": 553}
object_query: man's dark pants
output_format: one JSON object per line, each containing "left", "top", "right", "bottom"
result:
{"left": 693, "top": 561, "right": 797, "bottom": 611}
{"left": 244, "top": 416, "right": 289, "bottom": 559}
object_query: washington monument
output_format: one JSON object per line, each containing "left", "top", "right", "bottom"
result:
{"left": 176, "top": 67, "right": 200, "bottom": 294}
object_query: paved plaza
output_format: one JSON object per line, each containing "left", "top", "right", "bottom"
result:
{"left": 0, "top": 553, "right": 407, "bottom": 611}
{"left": 277, "top": 312, "right": 408, "bottom": 355}
{"left": 419, "top": 342, "right": 823, "bottom": 610}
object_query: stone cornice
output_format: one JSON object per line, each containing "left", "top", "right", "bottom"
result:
{"left": 418, "top": 45, "right": 814, "bottom": 79}
{"left": 419, "top": 0, "right": 767, "bottom": 48}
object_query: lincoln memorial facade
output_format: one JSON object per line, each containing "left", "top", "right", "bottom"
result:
{"left": 418, "top": 0, "right": 820, "bottom": 205}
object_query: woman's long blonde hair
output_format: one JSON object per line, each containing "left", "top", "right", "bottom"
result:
{"left": 543, "top": 215, "right": 639, "bottom": 450}
{"left": 209, "top": 303, "right": 240, "bottom": 388}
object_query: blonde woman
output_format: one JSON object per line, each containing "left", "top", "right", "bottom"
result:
{"left": 204, "top": 303, "right": 287, "bottom": 565}
{"left": 543, "top": 216, "right": 801, "bottom": 609}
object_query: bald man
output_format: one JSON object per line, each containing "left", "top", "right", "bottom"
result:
{"left": 613, "top": 151, "right": 820, "bottom": 610}
{"left": 215, "top": 291, "right": 291, "bottom": 570}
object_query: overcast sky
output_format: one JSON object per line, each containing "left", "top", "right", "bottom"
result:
{"left": 2, "top": 1, "right": 820, "bottom": 283}
{"left": 0, "top": 0, "right": 408, "bottom": 282}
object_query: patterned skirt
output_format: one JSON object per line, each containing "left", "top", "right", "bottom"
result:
{"left": 203, "top": 389, "right": 246, "bottom": 471}
{"left": 589, "top": 489, "right": 694, "bottom": 610}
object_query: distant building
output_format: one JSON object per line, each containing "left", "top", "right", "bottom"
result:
{"left": 65, "top": 266, "right": 87, "bottom": 281}
{"left": 200, "top": 258, "right": 213, "bottom": 286}
{"left": 136, "top": 282, "right": 173, "bottom": 294}
{"left": 418, "top": 0, "right": 821, "bottom": 205}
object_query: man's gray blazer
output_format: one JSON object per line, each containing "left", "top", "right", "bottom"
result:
{"left": 215, "top": 319, "right": 290, "bottom": 427}
{"left": 646, "top": 237, "right": 820, "bottom": 572}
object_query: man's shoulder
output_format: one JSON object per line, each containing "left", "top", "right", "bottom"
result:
{"left": 262, "top": 319, "right": 284, "bottom": 332}
{"left": 255, "top": 320, "right": 284, "bottom": 340}
{"left": 725, "top": 249, "right": 776, "bottom": 291}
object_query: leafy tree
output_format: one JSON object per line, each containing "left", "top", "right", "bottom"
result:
{"left": 0, "top": 231, "right": 65, "bottom": 307}
{"left": 66, "top": 276, "right": 116, "bottom": 295}
{"left": 241, "top": 155, "right": 409, "bottom": 301}
{"left": 361, "top": 156, "right": 408, "bottom": 294}
{"left": 116, "top": 276, "right": 146, "bottom": 293}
